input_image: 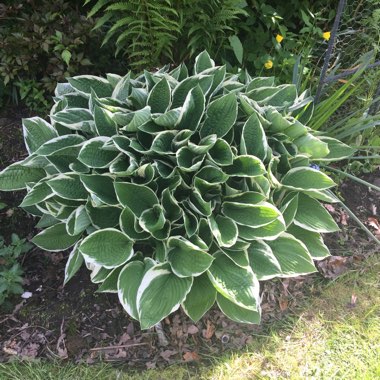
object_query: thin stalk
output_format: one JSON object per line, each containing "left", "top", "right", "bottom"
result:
{"left": 338, "top": 201, "right": 380, "bottom": 244}
{"left": 348, "top": 155, "right": 380, "bottom": 160}
{"left": 325, "top": 190, "right": 380, "bottom": 245}
{"left": 321, "top": 165, "right": 380, "bottom": 192}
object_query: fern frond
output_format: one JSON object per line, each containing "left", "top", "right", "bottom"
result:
{"left": 87, "top": 0, "right": 112, "bottom": 18}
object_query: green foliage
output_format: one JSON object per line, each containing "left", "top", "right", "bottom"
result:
{"left": 0, "top": 0, "right": 119, "bottom": 113}
{"left": 85, "top": 0, "right": 336, "bottom": 81}
{"left": 85, "top": 0, "right": 247, "bottom": 70}
{"left": 0, "top": 234, "right": 33, "bottom": 306}
{"left": 0, "top": 52, "right": 355, "bottom": 328}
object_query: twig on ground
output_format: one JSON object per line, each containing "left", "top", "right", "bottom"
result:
{"left": 90, "top": 342, "right": 148, "bottom": 351}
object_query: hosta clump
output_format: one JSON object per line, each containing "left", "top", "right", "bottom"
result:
{"left": 0, "top": 51, "right": 355, "bottom": 329}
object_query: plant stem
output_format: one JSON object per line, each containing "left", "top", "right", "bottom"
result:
{"left": 321, "top": 165, "right": 380, "bottom": 192}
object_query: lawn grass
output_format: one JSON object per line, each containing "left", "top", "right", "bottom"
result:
{"left": 1, "top": 254, "right": 379, "bottom": 380}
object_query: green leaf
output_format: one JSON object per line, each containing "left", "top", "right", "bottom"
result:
{"left": 137, "top": 263, "right": 193, "bottom": 329}
{"left": 240, "top": 113, "right": 268, "bottom": 160}
{"left": 119, "top": 206, "right": 150, "bottom": 240}
{"left": 294, "top": 193, "right": 340, "bottom": 232}
{"left": 79, "top": 228, "right": 133, "bottom": 269}
{"left": 121, "top": 106, "right": 151, "bottom": 132}
{"left": 161, "top": 188, "right": 182, "bottom": 222}
{"left": 94, "top": 105, "right": 117, "bottom": 137}
{"left": 222, "top": 201, "right": 281, "bottom": 227}
{"left": 118, "top": 259, "right": 155, "bottom": 320}
{"left": 68, "top": 75, "right": 113, "bottom": 97}
{"left": 207, "top": 139, "right": 234, "bottom": 165}
{"left": 97, "top": 265, "right": 124, "bottom": 293}
{"left": 78, "top": 137, "right": 119, "bottom": 168}
{"left": 32, "top": 223, "right": 81, "bottom": 251}
{"left": 20, "top": 181, "right": 53, "bottom": 207}
{"left": 224, "top": 155, "right": 266, "bottom": 177}
{"left": 153, "top": 108, "right": 181, "bottom": 128}
{"left": 114, "top": 182, "right": 159, "bottom": 216}
{"left": 182, "top": 273, "right": 216, "bottom": 322}
{"left": 45, "top": 145, "right": 82, "bottom": 172}
{"left": 150, "top": 131, "right": 176, "bottom": 154}
{"left": 280, "top": 194, "right": 298, "bottom": 228}
{"left": 176, "top": 85, "right": 205, "bottom": 131}
{"left": 66, "top": 205, "right": 91, "bottom": 236}
{"left": 147, "top": 78, "right": 171, "bottom": 113}
{"left": 261, "top": 85, "right": 297, "bottom": 107}
{"left": 176, "top": 147, "right": 204, "bottom": 172}
{"left": 80, "top": 174, "right": 118, "bottom": 205}
{"left": 281, "top": 167, "right": 336, "bottom": 191}
{"left": 51, "top": 108, "right": 93, "bottom": 130}
{"left": 294, "top": 133, "right": 329, "bottom": 159}
{"left": 47, "top": 174, "right": 88, "bottom": 200}
{"left": 318, "top": 136, "right": 356, "bottom": 161}
{"left": 86, "top": 203, "right": 121, "bottom": 229}
{"left": 64, "top": 243, "right": 83, "bottom": 284}
{"left": 200, "top": 92, "right": 238, "bottom": 138}
{"left": 139, "top": 205, "right": 166, "bottom": 233}
{"left": 112, "top": 72, "right": 131, "bottom": 101}
{"left": 287, "top": 224, "right": 330, "bottom": 260}
{"left": 217, "top": 294, "right": 260, "bottom": 324}
{"left": 228, "top": 35, "right": 243, "bottom": 64}
{"left": 238, "top": 216, "right": 286, "bottom": 240}
{"left": 36, "top": 135, "right": 85, "bottom": 156}
{"left": 224, "top": 191, "right": 266, "bottom": 205}
{"left": 22, "top": 117, "right": 58, "bottom": 154}
{"left": 0, "top": 163, "right": 45, "bottom": 191}
{"left": 172, "top": 75, "right": 213, "bottom": 108}
{"left": 267, "top": 233, "right": 317, "bottom": 276}
{"left": 61, "top": 49, "right": 71, "bottom": 66}
{"left": 168, "top": 237, "right": 214, "bottom": 277}
{"left": 208, "top": 215, "right": 238, "bottom": 248}
{"left": 194, "top": 51, "right": 215, "bottom": 73}
{"left": 207, "top": 252, "right": 260, "bottom": 310}
{"left": 247, "top": 240, "right": 282, "bottom": 280}
{"left": 247, "top": 77, "right": 275, "bottom": 91}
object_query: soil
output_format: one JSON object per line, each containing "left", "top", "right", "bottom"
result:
{"left": 0, "top": 106, "right": 379, "bottom": 368}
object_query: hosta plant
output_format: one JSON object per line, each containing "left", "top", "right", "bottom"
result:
{"left": 0, "top": 52, "right": 355, "bottom": 329}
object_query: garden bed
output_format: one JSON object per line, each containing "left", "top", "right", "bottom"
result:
{"left": 0, "top": 107, "right": 379, "bottom": 369}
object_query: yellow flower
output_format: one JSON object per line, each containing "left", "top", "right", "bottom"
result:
{"left": 275, "top": 34, "right": 284, "bottom": 43}
{"left": 323, "top": 31, "right": 331, "bottom": 41}
{"left": 264, "top": 60, "right": 273, "bottom": 69}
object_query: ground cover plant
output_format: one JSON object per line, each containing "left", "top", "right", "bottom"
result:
{"left": 0, "top": 51, "right": 356, "bottom": 330}
{"left": 0, "top": 233, "right": 33, "bottom": 306}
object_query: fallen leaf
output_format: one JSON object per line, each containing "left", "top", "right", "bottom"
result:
{"left": 187, "top": 325, "right": 199, "bottom": 335}
{"left": 6, "top": 208, "right": 14, "bottom": 217}
{"left": 324, "top": 204, "right": 336, "bottom": 213}
{"left": 20, "top": 343, "right": 40, "bottom": 358}
{"left": 183, "top": 351, "right": 200, "bottom": 362}
{"left": 340, "top": 211, "right": 349, "bottom": 225}
{"left": 3, "top": 347, "right": 18, "bottom": 356}
{"left": 202, "top": 320, "right": 215, "bottom": 339}
{"left": 160, "top": 349, "right": 178, "bottom": 361}
{"left": 279, "top": 296, "right": 288, "bottom": 311}
{"left": 317, "top": 256, "right": 351, "bottom": 279}
{"left": 368, "top": 217, "right": 380, "bottom": 231}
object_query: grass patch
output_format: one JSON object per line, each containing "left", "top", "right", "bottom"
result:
{"left": 1, "top": 255, "right": 379, "bottom": 380}
{"left": 206, "top": 254, "right": 380, "bottom": 379}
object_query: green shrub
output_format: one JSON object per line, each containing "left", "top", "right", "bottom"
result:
{"left": 0, "top": 52, "right": 355, "bottom": 328}
{"left": 85, "top": 0, "right": 337, "bottom": 81}
{"left": 0, "top": 234, "right": 33, "bottom": 306}
{"left": 0, "top": 0, "right": 122, "bottom": 113}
